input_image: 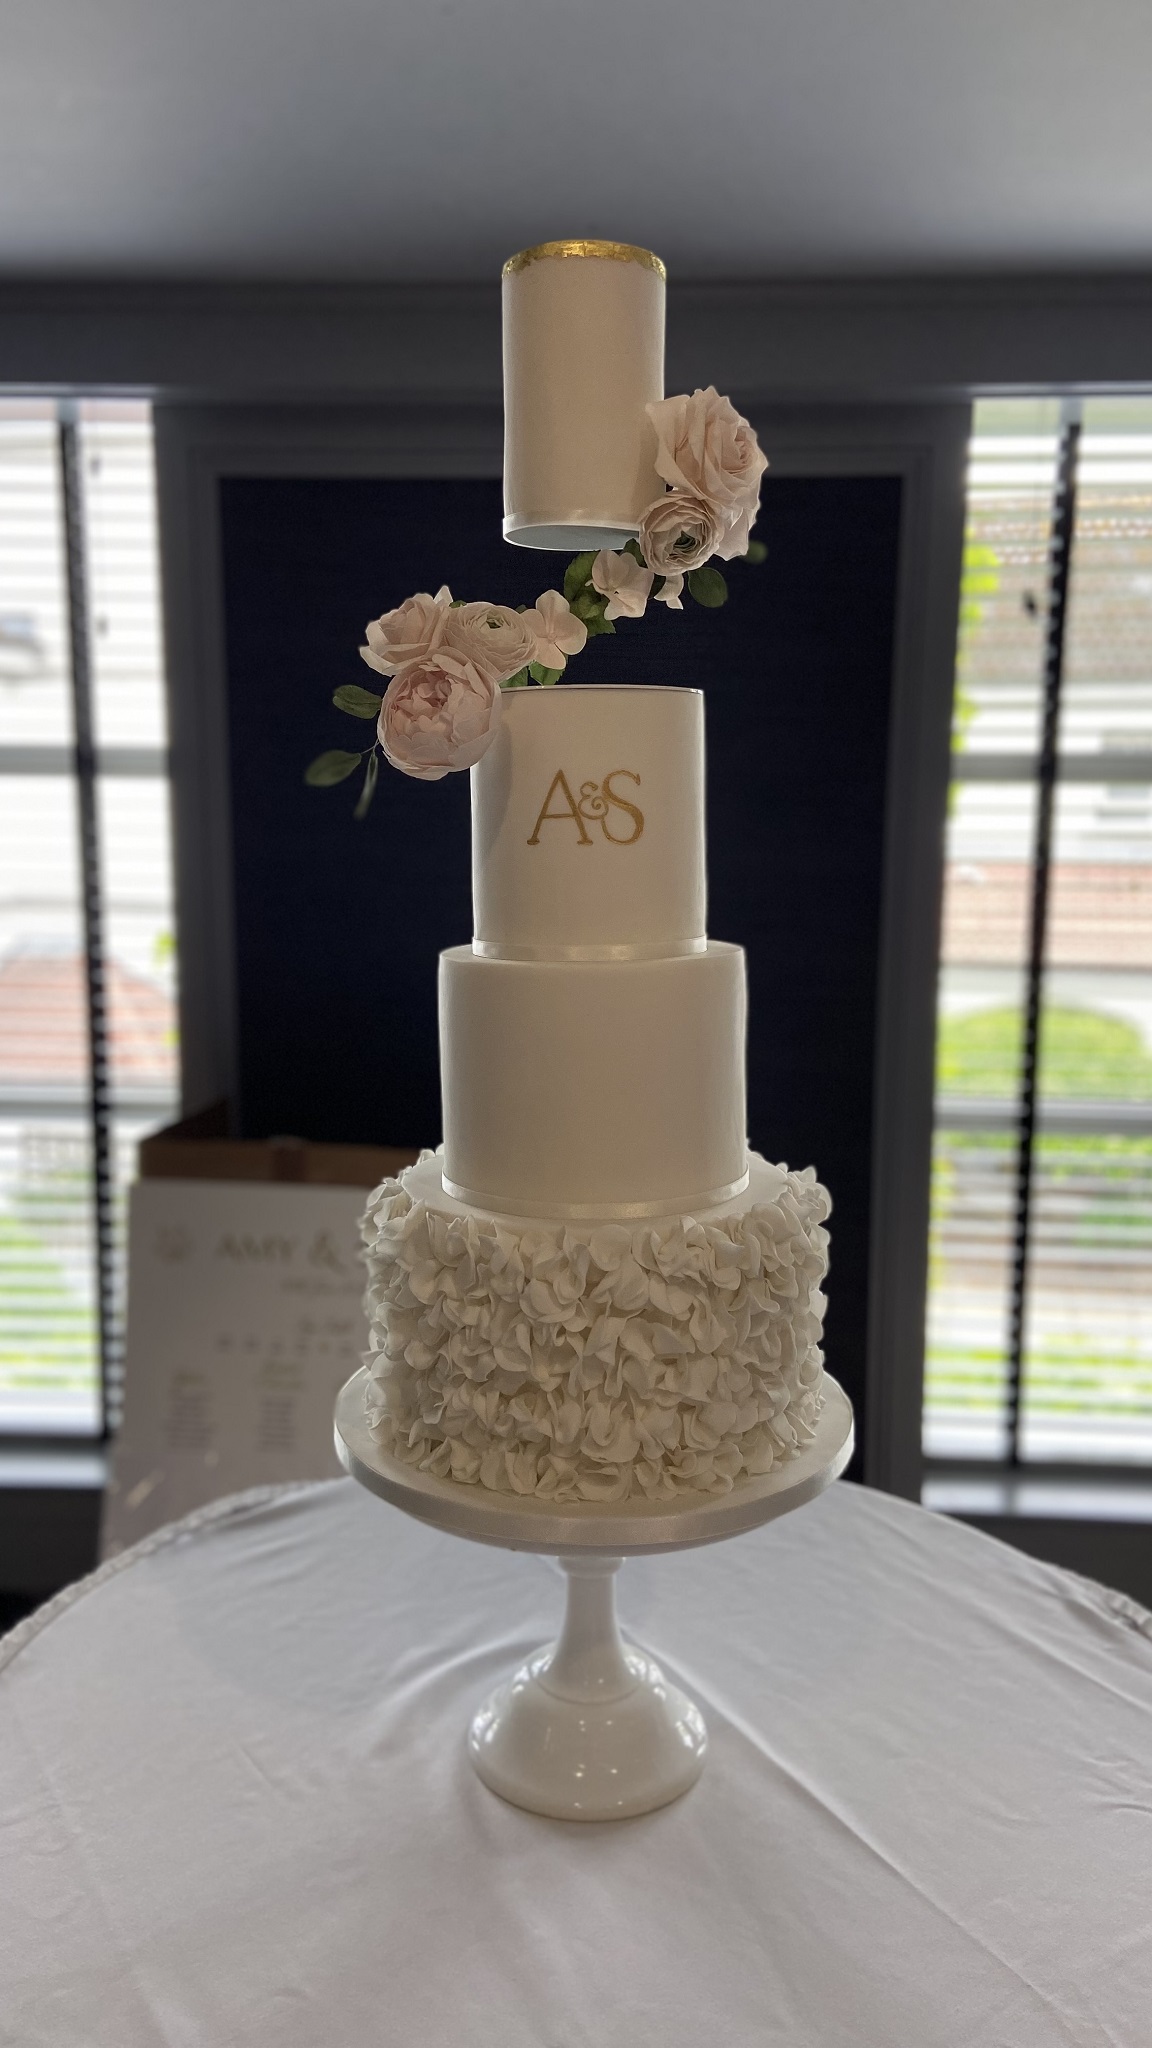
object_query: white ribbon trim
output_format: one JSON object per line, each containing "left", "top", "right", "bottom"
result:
{"left": 439, "top": 1169, "right": 751, "bottom": 1222}
{"left": 471, "top": 937, "right": 707, "bottom": 963}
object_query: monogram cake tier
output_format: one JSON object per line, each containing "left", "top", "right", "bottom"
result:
{"left": 362, "top": 684, "right": 831, "bottom": 1503}
{"left": 471, "top": 685, "right": 704, "bottom": 960}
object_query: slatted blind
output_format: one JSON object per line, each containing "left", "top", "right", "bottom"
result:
{"left": 926, "top": 399, "right": 1152, "bottom": 1468}
{"left": 0, "top": 401, "right": 177, "bottom": 1437}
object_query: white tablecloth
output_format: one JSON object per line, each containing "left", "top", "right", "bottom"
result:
{"left": 1, "top": 1479, "right": 1149, "bottom": 2047}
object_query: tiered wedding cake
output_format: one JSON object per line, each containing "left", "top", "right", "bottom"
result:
{"left": 350, "top": 241, "right": 831, "bottom": 1505}
{"left": 361, "top": 678, "right": 830, "bottom": 1502}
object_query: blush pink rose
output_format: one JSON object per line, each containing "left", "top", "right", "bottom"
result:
{"left": 361, "top": 586, "right": 452, "bottom": 678}
{"left": 442, "top": 600, "right": 536, "bottom": 684}
{"left": 377, "top": 649, "right": 502, "bottom": 781}
{"left": 638, "top": 487, "right": 726, "bottom": 574}
{"left": 646, "top": 387, "right": 768, "bottom": 559}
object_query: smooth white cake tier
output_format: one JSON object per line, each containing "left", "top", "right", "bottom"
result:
{"left": 502, "top": 242, "right": 665, "bottom": 550}
{"left": 439, "top": 942, "right": 747, "bottom": 1218}
{"left": 361, "top": 1150, "right": 830, "bottom": 1503}
{"left": 471, "top": 686, "right": 705, "bottom": 961}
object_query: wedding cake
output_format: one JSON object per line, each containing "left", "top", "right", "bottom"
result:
{"left": 317, "top": 240, "right": 831, "bottom": 1506}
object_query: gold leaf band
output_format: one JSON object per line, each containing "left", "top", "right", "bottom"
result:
{"left": 503, "top": 240, "right": 666, "bottom": 282}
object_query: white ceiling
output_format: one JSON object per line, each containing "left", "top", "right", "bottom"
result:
{"left": 1, "top": 0, "right": 1150, "bottom": 281}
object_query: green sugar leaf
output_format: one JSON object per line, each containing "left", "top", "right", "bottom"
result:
{"left": 743, "top": 539, "right": 768, "bottom": 565}
{"left": 305, "top": 748, "right": 365, "bottom": 787}
{"left": 529, "top": 662, "right": 564, "bottom": 686}
{"left": 501, "top": 668, "right": 530, "bottom": 688}
{"left": 333, "top": 683, "right": 383, "bottom": 719}
{"left": 563, "top": 551, "right": 597, "bottom": 602}
{"left": 353, "top": 749, "right": 380, "bottom": 820}
{"left": 687, "top": 564, "right": 729, "bottom": 608}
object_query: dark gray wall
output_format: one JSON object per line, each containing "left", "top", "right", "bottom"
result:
{"left": 3, "top": 274, "right": 1152, "bottom": 403}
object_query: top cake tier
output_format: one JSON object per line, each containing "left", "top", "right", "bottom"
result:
{"left": 502, "top": 240, "right": 665, "bottom": 552}
{"left": 471, "top": 684, "right": 706, "bottom": 961}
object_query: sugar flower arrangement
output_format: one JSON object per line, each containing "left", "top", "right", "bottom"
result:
{"left": 308, "top": 387, "right": 767, "bottom": 812}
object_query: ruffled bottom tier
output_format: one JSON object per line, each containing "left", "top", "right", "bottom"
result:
{"left": 360, "top": 1151, "right": 830, "bottom": 1505}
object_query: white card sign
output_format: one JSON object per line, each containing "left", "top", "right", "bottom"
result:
{"left": 102, "top": 1178, "right": 372, "bottom": 1557}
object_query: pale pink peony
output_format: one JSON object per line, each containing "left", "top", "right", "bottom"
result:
{"left": 361, "top": 586, "right": 452, "bottom": 677}
{"left": 638, "top": 487, "right": 726, "bottom": 575}
{"left": 443, "top": 600, "right": 537, "bottom": 685}
{"left": 646, "top": 387, "right": 768, "bottom": 559}
{"left": 591, "top": 549, "right": 653, "bottom": 621}
{"left": 377, "top": 650, "right": 502, "bottom": 781}
{"left": 522, "top": 589, "right": 588, "bottom": 669}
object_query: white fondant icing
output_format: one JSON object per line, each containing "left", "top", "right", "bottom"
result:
{"left": 439, "top": 942, "right": 747, "bottom": 1217}
{"left": 470, "top": 686, "right": 706, "bottom": 961}
{"left": 361, "top": 1152, "right": 829, "bottom": 1503}
{"left": 502, "top": 250, "right": 664, "bottom": 549}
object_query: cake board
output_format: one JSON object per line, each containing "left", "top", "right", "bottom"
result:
{"left": 335, "top": 1368, "right": 854, "bottom": 1821}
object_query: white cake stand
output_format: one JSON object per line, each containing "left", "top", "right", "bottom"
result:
{"left": 335, "top": 1367, "right": 854, "bottom": 1822}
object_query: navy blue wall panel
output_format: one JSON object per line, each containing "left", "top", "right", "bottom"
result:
{"left": 218, "top": 471, "right": 902, "bottom": 1439}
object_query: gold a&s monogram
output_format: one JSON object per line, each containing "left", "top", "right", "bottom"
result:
{"left": 527, "top": 770, "right": 645, "bottom": 846}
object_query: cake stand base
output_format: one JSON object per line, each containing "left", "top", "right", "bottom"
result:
{"left": 468, "top": 1554, "right": 706, "bottom": 1821}
{"left": 335, "top": 1369, "right": 854, "bottom": 1821}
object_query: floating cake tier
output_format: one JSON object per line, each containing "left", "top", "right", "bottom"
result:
{"left": 501, "top": 240, "right": 665, "bottom": 551}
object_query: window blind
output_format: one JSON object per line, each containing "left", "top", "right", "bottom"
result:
{"left": 927, "top": 398, "right": 1152, "bottom": 1469}
{"left": 0, "top": 401, "right": 177, "bottom": 1438}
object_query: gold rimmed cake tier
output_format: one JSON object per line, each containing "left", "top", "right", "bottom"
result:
{"left": 502, "top": 239, "right": 665, "bottom": 279}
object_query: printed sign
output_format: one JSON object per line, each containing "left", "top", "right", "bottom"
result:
{"left": 101, "top": 1178, "right": 370, "bottom": 1556}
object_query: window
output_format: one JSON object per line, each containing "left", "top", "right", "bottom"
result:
{"left": 926, "top": 398, "right": 1152, "bottom": 1479}
{"left": 0, "top": 400, "right": 177, "bottom": 1439}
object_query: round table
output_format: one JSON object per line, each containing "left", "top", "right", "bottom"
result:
{"left": 1, "top": 1479, "right": 1149, "bottom": 2047}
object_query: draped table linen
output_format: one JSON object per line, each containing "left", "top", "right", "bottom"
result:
{"left": 1, "top": 1478, "right": 1149, "bottom": 2047}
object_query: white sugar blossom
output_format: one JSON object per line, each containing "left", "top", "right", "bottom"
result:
{"left": 591, "top": 549, "right": 654, "bottom": 621}
{"left": 523, "top": 589, "right": 588, "bottom": 669}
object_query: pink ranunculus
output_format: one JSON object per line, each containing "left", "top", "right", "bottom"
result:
{"left": 591, "top": 549, "right": 653, "bottom": 621}
{"left": 638, "top": 487, "right": 726, "bottom": 574}
{"left": 361, "top": 586, "right": 453, "bottom": 678}
{"left": 442, "top": 600, "right": 537, "bottom": 685}
{"left": 646, "top": 388, "right": 768, "bottom": 560}
{"left": 377, "top": 649, "right": 502, "bottom": 781}
{"left": 522, "top": 589, "right": 588, "bottom": 669}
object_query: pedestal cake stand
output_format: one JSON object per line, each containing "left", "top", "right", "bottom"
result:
{"left": 335, "top": 1366, "right": 854, "bottom": 1822}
